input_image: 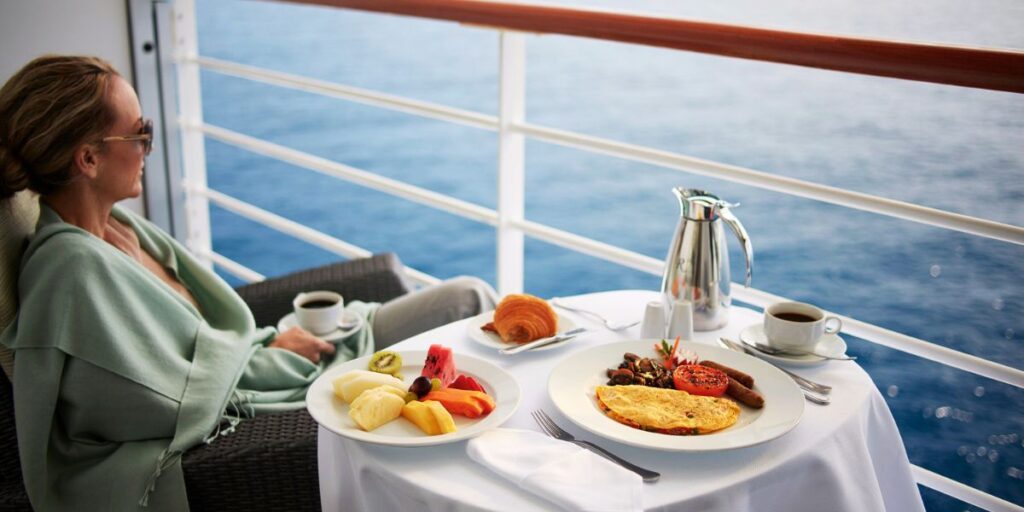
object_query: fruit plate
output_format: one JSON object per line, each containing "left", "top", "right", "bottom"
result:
{"left": 465, "top": 311, "right": 578, "bottom": 352}
{"left": 307, "top": 350, "right": 521, "bottom": 446}
{"left": 547, "top": 340, "right": 804, "bottom": 452}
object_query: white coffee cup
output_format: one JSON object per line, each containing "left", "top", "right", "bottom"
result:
{"left": 293, "top": 291, "right": 344, "bottom": 335}
{"left": 763, "top": 301, "right": 842, "bottom": 350}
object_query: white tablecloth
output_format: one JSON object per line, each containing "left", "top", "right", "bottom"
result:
{"left": 318, "top": 290, "right": 925, "bottom": 512}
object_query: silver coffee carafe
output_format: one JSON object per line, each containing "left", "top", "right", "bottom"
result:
{"left": 661, "top": 188, "right": 753, "bottom": 331}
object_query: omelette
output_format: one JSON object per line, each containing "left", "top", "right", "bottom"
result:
{"left": 595, "top": 385, "right": 740, "bottom": 435}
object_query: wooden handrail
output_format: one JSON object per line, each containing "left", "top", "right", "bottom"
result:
{"left": 275, "top": 0, "right": 1024, "bottom": 94}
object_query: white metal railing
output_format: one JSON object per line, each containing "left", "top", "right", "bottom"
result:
{"left": 196, "top": 123, "right": 497, "bottom": 225}
{"left": 188, "top": 57, "right": 1024, "bottom": 247}
{"left": 188, "top": 122, "right": 1024, "bottom": 392}
{"left": 172, "top": 0, "right": 212, "bottom": 259}
{"left": 516, "top": 123, "right": 1024, "bottom": 245}
{"left": 169, "top": 2, "right": 1023, "bottom": 510}
{"left": 195, "top": 186, "right": 442, "bottom": 287}
{"left": 194, "top": 56, "right": 497, "bottom": 132}
{"left": 198, "top": 248, "right": 266, "bottom": 282}
{"left": 913, "top": 466, "right": 1024, "bottom": 512}
{"left": 496, "top": 32, "right": 527, "bottom": 294}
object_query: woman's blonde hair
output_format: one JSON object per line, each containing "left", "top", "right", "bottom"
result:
{"left": 0, "top": 55, "right": 121, "bottom": 199}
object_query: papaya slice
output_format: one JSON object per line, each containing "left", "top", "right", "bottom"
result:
{"left": 423, "top": 388, "right": 495, "bottom": 418}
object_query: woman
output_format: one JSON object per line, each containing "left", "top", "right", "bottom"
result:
{"left": 0, "top": 55, "right": 497, "bottom": 511}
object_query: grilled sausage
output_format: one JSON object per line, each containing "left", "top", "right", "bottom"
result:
{"left": 701, "top": 360, "right": 755, "bottom": 388}
{"left": 726, "top": 377, "right": 764, "bottom": 409}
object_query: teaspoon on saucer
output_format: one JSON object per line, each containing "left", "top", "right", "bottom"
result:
{"left": 741, "top": 338, "right": 856, "bottom": 361}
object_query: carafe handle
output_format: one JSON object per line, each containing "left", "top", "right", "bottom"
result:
{"left": 719, "top": 205, "right": 753, "bottom": 287}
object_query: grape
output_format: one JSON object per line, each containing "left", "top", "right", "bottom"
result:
{"left": 408, "top": 376, "right": 432, "bottom": 399}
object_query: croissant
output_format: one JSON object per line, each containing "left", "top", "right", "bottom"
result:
{"left": 483, "top": 294, "right": 558, "bottom": 344}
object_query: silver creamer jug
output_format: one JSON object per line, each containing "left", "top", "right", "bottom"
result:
{"left": 661, "top": 188, "right": 753, "bottom": 331}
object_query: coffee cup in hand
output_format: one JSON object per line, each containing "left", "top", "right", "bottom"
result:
{"left": 763, "top": 301, "right": 842, "bottom": 350}
{"left": 293, "top": 291, "right": 344, "bottom": 335}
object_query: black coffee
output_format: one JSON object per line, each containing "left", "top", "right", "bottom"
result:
{"left": 774, "top": 312, "right": 816, "bottom": 322}
{"left": 302, "top": 300, "right": 338, "bottom": 309}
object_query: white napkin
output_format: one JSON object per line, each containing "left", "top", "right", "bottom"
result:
{"left": 467, "top": 428, "right": 643, "bottom": 512}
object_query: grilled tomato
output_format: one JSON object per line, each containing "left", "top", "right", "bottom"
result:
{"left": 672, "top": 365, "right": 729, "bottom": 397}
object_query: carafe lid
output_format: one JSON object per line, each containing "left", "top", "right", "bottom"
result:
{"left": 675, "top": 188, "right": 723, "bottom": 221}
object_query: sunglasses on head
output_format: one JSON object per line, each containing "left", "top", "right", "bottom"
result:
{"left": 101, "top": 118, "right": 153, "bottom": 156}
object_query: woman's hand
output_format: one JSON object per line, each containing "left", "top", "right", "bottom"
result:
{"left": 269, "top": 327, "right": 336, "bottom": 363}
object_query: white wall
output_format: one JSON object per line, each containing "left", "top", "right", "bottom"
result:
{"left": 0, "top": 0, "right": 132, "bottom": 82}
{"left": 0, "top": 0, "right": 143, "bottom": 214}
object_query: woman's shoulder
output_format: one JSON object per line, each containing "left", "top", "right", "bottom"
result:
{"left": 26, "top": 223, "right": 104, "bottom": 263}
{"left": 21, "top": 222, "right": 119, "bottom": 286}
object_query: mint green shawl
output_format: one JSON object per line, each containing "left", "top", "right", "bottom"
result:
{"left": 0, "top": 205, "right": 377, "bottom": 511}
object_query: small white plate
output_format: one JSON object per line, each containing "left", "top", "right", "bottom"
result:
{"left": 738, "top": 324, "right": 848, "bottom": 367}
{"left": 306, "top": 350, "right": 521, "bottom": 446}
{"left": 277, "top": 310, "right": 364, "bottom": 342}
{"left": 548, "top": 340, "right": 804, "bottom": 452}
{"left": 465, "top": 311, "right": 577, "bottom": 352}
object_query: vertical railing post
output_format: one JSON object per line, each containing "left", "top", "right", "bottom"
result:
{"left": 171, "top": 0, "right": 212, "bottom": 267}
{"left": 496, "top": 31, "right": 526, "bottom": 295}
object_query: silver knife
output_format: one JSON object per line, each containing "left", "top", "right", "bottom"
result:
{"left": 499, "top": 327, "right": 587, "bottom": 355}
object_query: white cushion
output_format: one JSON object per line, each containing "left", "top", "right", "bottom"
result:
{"left": 0, "top": 191, "right": 40, "bottom": 379}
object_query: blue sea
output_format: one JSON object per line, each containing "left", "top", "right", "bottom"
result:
{"left": 195, "top": 1, "right": 1024, "bottom": 509}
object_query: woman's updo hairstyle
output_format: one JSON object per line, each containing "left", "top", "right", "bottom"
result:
{"left": 0, "top": 55, "right": 120, "bottom": 199}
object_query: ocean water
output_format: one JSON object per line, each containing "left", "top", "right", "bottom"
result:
{"left": 194, "top": 1, "right": 1024, "bottom": 509}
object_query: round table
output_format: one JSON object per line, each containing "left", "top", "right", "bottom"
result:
{"left": 317, "top": 290, "right": 925, "bottom": 511}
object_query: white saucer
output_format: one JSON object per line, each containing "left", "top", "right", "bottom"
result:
{"left": 738, "top": 324, "right": 848, "bottom": 367}
{"left": 277, "top": 310, "right": 364, "bottom": 342}
{"left": 464, "top": 311, "right": 578, "bottom": 352}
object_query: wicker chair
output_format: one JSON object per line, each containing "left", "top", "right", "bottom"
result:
{"left": 0, "top": 252, "right": 414, "bottom": 512}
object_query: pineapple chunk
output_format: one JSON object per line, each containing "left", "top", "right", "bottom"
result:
{"left": 374, "top": 386, "right": 408, "bottom": 400}
{"left": 348, "top": 386, "right": 404, "bottom": 431}
{"left": 402, "top": 400, "right": 441, "bottom": 435}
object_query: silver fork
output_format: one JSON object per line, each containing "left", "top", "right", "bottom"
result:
{"left": 531, "top": 410, "right": 660, "bottom": 482}
{"left": 550, "top": 299, "right": 640, "bottom": 331}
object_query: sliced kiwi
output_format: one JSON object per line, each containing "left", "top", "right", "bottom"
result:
{"left": 367, "top": 350, "right": 402, "bottom": 376}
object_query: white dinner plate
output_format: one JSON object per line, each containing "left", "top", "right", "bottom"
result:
{"left": 465, "top": 311, "right": 578, "bottom": 352}
{"left": 277, "top": 310, "right": 363, "bottom": 342}
{"left": 739, "top": 324, "right": 848, "bottom": 367}
{"left": 548, "top": 340, "right": 804, "bottom": 451}
{"left": 306, "top": 350, "right": 521, "bottom": 446}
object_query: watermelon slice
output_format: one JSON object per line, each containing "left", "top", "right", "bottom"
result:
{"left": 421, "top": 344, "right": 457, "bottom": 387}
{"left": 450, "top": 374, "right": 486, "bottom": 393}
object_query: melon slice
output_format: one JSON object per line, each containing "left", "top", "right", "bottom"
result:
{"left": 426, "top": 400, "right": 457, "bottom": 434}
{"left": 421, "top": 344, "right": 457, "bottom": 387}
{"left": 402, "top": 400, "right": 441, "bottom": 435}
{"left": 402, "top": 400, "right": 458, "bottom": 435}
{"left": 333, "top": 370, "right": 405, "bottom": 403}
